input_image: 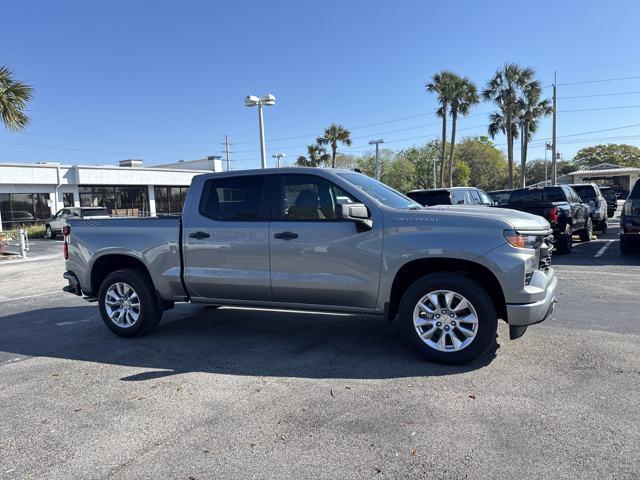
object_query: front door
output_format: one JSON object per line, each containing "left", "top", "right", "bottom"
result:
{"left": 269, "top": 174, "right": 383, "bottom": 309}
{"left": 183, "top": 175, "right": 272, "bottom": 301}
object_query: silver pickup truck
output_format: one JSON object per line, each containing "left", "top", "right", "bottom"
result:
{"left": 62, "top": 168, "right": 557, "bottom": 364}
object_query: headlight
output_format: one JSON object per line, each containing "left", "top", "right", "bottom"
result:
{"left": 504, "top": 229, "right": 544, "bottom": 249}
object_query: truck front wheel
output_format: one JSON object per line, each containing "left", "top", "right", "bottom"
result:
{"left": 398, "top": 273, "right": 498, "bottom": 365}
{"left": 98, "top": 269, "right": 162, "bottom": 337}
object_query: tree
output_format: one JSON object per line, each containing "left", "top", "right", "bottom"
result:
{"left": 446, "top": 76, "right": 479, "bottom": 187}
{"left": 0, "top": 65, "right": 33, "bottom": 132}
{"left": 454, "top": 136, "right": 509, "bottom": 190}
{"left": 395, "top": 141, "right": 441, "bottom": 189}
{"left": 525, "top": 159, "right": 575, "bottom": 185}
{"left": 517, "top": 81, "right": 552, "bottom": 186}
{"left": 426, "top": 71, "right": 457, "bottom": 187}
{"left": 317, "top": 124, "right": 352, "bottom": 168}
{"left": 356, "top": 148, "right": 394, "bottom": 179}
{"left": 296, "top": 144, "right": 330, "bottom": 167}
{"left": 573, "top": 144, "right": 640, "bottom": 169}
{"left": 483, "top": 63, "right": 535, "bottom": 189}
{"left": 384, "top": 155, "right": 416, "bottom": 192}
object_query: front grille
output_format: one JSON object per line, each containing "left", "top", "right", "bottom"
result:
{"left": 538, "top": 234, "right": 554, "bottom": 273}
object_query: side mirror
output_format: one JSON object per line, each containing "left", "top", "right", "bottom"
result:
{"left": 338, "top": 203, "right": 372, "bottom": 231}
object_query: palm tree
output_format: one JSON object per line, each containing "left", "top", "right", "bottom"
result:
{"left": 482, "top": 63, "right": 535, "bottom": 189}
{"left": 296, "top": 144, "right": 330, "bottom": 167}
{"left": 426, "top": 70, "right": 456, "bottom": 187}
{"left": 0, "top": 65, "right": 33, "bottom": 132}
{"left": 317, "top": 124, "right": 352, "bottom": 168}
{"left": 517, "top": 82, "right": 552, "bottom": 186}
{"left": 447, "top": 76, "right": 479, "bottom": 187}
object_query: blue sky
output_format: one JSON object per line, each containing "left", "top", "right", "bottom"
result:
{"left": 2, "top": 0, "right": 640, "bottom": 169}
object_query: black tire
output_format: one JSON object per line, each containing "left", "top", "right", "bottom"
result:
{"left": 98, "top": 269, "right": 162, "bottom": 337}
{"left": 597, "top": 220, "right": 608, "bottom": 235}
{"left": 397, "top": 272, "right": 498, "bottom": 365}
{"left": 45, "top": 225, "right": 56, "bottom": 240}
{"left": 620, "top": 235, "right": 633, "bottom": 255}
{"left": 579, "top": 217, "right": 593, "bottom": 242}
{"left": 556, "top": 226, "right": 573, "bottom": 254}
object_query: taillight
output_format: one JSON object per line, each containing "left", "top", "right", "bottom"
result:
{"left": 62, "top": 225, "right": 70, "bottom": 260}
{"left": 546, "top": 207, "right": 559, "bottom": 223}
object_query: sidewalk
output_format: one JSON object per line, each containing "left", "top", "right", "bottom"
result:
{"left": 0, "top": 238, "right": 64, "bottom": 265}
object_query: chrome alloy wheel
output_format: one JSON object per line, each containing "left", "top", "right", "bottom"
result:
{"left": 413, "top": 290, "right": 478, "bottom": 352}
{"left": 104, "top": 282, "right": 141, "bottom": 328}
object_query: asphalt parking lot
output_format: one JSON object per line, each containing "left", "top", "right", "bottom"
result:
{"left": 1, "top": 220, "right": 639, "bottom": 479}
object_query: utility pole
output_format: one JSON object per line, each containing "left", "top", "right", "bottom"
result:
{"left": 369, "top": 139, "right": 385, "bottom": 179}
{"left": 545, "top": 142, "right": 552, "bottom": 185}
{"left": 224, "top": 135, "right": 231, "bottom": 172}
{"left": 552, "top": 70, "right": 558, "bottom": 186}
{"left": 432, "top": 158, "right": 438, "bottom": 189}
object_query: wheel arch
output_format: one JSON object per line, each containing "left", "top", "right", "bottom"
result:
{"left": 90, "top": 253, "right": 155, "bottom": 297}
{"left": 387, "top": 258, "right": 507, "bottom": 322}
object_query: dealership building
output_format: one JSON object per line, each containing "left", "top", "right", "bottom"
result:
{"left": 0, "top": 157, "right": 223, "bottom": 231}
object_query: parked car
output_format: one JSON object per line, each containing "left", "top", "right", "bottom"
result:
{"left": 487, "top": 189, "right": 512, "bottom": 206}
{"left": 62, "top": 168, "right": 557, "bottom": 365}
{"left": 569, "top": 183, "right": 608, "bottom": 233}
{"left": 505, "top": 185, "right": 591, "bottom": 254}
{"left": 406, "top": 187, "right": 494, "bottom": 207}
{"left": 620, "top": 179, "right": 640, "bottom": 254}
{"left": 45, "top": 207, "right": 110, "bottom": 239}
{"left": 598, "top": 186, "right": 618, "bottom": 218}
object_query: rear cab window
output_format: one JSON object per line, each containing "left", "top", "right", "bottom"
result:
{"left": 509, "top": 187, "right": 565, "bottom": 203}
{"left": 572, "top": 185, "right": 596, "bottom": 202}
{"left": 200, "top": 175, "right": 269, "bottom": 221}
{"left": 406, "top": 190, "right": 451, "bottom": 206}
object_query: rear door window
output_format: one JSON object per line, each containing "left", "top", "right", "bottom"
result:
{"left": 450, "top": 190, "right": 466, "bottom": 205}
{"left": 200, "top": 176, "right": 268, "bottom": 221}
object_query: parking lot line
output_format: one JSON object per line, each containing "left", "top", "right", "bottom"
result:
{"left": 0, "top": 290, "right": 60, "bottom": 304}
{"left": 594, "top": 240, "right": 616, "bottom": 258}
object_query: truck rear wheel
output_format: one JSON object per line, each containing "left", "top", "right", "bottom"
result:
{"left": 98, "top": 269, "right": 162, "bottom": 337}
{"left": 397, "top": 272, "right": 498, "bottom": 365}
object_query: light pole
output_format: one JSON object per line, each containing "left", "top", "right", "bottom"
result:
{"left": 245, "top": 94, "right": 276, "bottom": 169}
{"left": 368, "top": 139, "right": 385, "bottom": 179}
{"left": 545, "top": 142, "right": 553, "bottom": 185}
{"left": 272, "top": 153, "right": 286, "bottom": 168}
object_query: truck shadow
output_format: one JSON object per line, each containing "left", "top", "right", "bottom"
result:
{"left": 0, "top": 304, "right": 498, "bottom": 380}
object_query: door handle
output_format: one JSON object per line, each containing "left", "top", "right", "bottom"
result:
{"left": 189, "top": 231, "right": 210, "bottom": 239}
{"left": 273, "top": 231, "right": 299, "bottom": 240}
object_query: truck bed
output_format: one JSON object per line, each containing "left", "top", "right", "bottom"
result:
{"left": 66, "top": 216, "right": 185, "bottom": 300}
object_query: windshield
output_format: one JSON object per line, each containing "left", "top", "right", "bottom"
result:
{"left": 572, "top": 185, "right": 596, "bottom": 201}
{"left": 337, "top": 172, "right": 422, "bottom": 209}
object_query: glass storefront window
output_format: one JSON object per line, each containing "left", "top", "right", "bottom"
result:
{"left": 63, "top": 192, "right": 75, "bottom": 207}
{"left": 154, "top": 186, "right": 188, "bottom": 214}
{"left": 78, "top": 186, "right": 149, "bottom": 216}
{"left": 0, "top": 193, "right": 51, "bottom": 230}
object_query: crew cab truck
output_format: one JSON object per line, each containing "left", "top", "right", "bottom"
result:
{"left": 505, "top": 185, "right": 591, "bottom": 254}
{"left": 62, "top": 169, "right": 558, "bottom": 365}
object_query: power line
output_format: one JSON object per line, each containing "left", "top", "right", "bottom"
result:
{"left": 558, "top": 90, "right": 640, "bottom": 99}
{"left": 557, "top": 74, "right": 640, "bottom": 86}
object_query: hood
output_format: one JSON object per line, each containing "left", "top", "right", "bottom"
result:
{"left": 420, "top": 205, "right": 551, "bottom": 233}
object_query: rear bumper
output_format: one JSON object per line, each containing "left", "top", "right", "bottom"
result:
{"left": 63, "top": 271, "right": 82, "bottom": 296}
{"left": 506, "top": 274, "right": 558, "bottom": 326}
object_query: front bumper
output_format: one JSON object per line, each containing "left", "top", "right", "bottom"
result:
{"left": 506, "top": 274, "right": 558, "bottom": 326}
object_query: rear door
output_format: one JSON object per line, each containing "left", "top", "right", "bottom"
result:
{"left": 182, "top": 175, "right": 272, "bottom": 301}
{"left": 269, "top": 173, "right": 383, "bottom": 308}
